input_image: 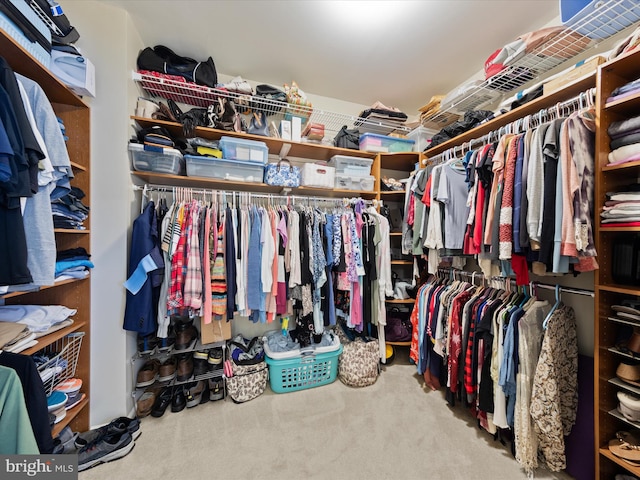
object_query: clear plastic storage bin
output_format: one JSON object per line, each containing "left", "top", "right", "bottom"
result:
{"left": 329, "top": 155, "right": 373, "bottom": 176}
{"left": 129, "top": 143, "right": 184, "bottom": 175}
{"left": 359, "top": 133, "right": 415, "bottom": 153}
{"left": 335, "top": 174, "right": 375, "bottom": 191}
{"left": 185, "top": 155, "right": 264, "bottom": 183}
{"left": 219, "top": 136, "right": 269, "bottom": 164}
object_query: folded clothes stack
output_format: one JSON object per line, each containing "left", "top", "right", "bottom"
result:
{"left": 0, "top": 305, "right": 77, "bottom": 349}
{"left": 601, "top": 184, "right": 640, "bottom": 227}
{"left": 607, "top": 77, "right": 640, "bottom": 105}
{"left": 607, "top": 114, "right": 640, "bottom": 167}
{"left": 52, "top": 186, "right": 89, "bottom": 230}
{"left": 0, "top": 322, "right": 35, "bottom": 353}
{"left": 55, "top": 247, "right": 93, "bottom": 281}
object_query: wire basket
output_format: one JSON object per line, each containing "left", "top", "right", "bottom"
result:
{"left": 265, "top": 345, "right": 342, "bottom": 393}
{"left": 35, "top": 332, "right": 84, "bottom": 395}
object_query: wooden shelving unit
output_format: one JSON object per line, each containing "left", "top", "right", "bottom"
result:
{"left": 595, "top": 47, "right": 640, "bottom": 479}
{"left": 0, "top": 27, "right": 91, "bottom": 438}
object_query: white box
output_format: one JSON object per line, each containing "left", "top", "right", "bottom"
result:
{"left": 407, "top": 126, "right": 431, "bottom": 152}
{"left": 291, "top": 116, "right": 302, "bottom": 142}
{"left": 280, "top": 120, "right": 291, "bottom": 140}
{"left": 301, "top": 163, "right": 335, "bottom": 189}
{"left": 50, "top": 50, "right": 96, "bottom": 98}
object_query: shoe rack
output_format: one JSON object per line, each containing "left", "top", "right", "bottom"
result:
{"left": 594, "top": 46, "right": 640, "bottom": 479}
{"left": 0, "top": 29, "right": 91, "bottom": 438}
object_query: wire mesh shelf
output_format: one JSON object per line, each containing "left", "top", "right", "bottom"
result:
{"left": 420, "top": 0, "right": 640, "bottom": 127}
{"left": 133, "top": 71, "right": 412, "bottom": 138}
{"left": 35, "top": 332, "right": 84, "bottom": 395}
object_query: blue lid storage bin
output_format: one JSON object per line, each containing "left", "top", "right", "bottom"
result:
{"left": 0, "top": 0, "right": 51, "bottom": 68}
{"left": 560, "top": 0, "right": 640, "bottom": 39}
{"left": 129, "top": 143, "right": 184, "bottom": 175}
{"left": 185, "top": 155, "right": 264, "bottom": 183}
{"left": 359, "top": 133, "right": 415, "bottom": 153}
{"left": 219, "top": 136, "right": 269, "bottom": 164}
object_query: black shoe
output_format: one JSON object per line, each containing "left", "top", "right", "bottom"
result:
{"left": 137, "top": 334, "right": 158, "bottom": 355}
{"left": 171, "top": 385, "right": 186, "bottom": 413}
{"left": 207, "top": 347, "right": 223, "bottom": 371}
{"left": 150, "top": 387, "right": 173, "bottom": 417}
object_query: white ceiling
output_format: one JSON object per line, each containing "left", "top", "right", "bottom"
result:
{"left": 97, "top": 0, "right": 560, "bottom": 114}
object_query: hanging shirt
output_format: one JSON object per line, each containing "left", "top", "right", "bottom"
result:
{"left": 437, "top": 162, "right": 470, "bottom": 251}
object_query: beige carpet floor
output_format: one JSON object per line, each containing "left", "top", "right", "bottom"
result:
{"left": 79, "top": 354, "right": 571, "bottom": 480}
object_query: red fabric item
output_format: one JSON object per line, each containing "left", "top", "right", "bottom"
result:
{"left": 422, "top": 174, "right": 432, "bottom": 207}
{"left": 601, "top": 222, "right": 640, "bottom": 227}
{"left": 511, "top": 253, "right": 530, "bottom": 286}
{"left": 448, "top": 290, "right": 472, "bottom": 394}
{"left": 407, "top": 194, "right": 415, "bottom": 226}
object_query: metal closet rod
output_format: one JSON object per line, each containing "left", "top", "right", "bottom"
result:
{"left": 437, "top": 268, "right": 594, "bottom": 297}
{"left": 424, "top": 88, "right": 596, "bottom": 166}
{"left": 133, "top": 183, "right": 378, "bottom": 206}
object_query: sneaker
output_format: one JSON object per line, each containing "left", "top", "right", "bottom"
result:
{"left": 207, "top": 347, "right": 223, "bottom": 371}
{"left": 193, "top": 350, "right": 209, "bottom": 377}
{"left": 209, "top": 378, "right": 225, "bottom": 401}
{"left": 77, "top": 431, "right": 134, "bottom": 472}
{"left": 75, "top": 417, "right": 141, "bottom": 450}
{"left": 52, "top": 426, "right": 79, "bottom": 454}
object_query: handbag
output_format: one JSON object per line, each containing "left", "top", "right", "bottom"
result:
{"left": 254, "top": 84, "right": 287, "bottom": 113}
{"left": 333, "top": 125, "right": 360, "bottom": 150}
{"left": 225, "top": 361, "right": 268, "bottom": 403}
{"left": 247, "top": 111, "right": 269, "bottom": 137}
{"left": 137, "top": 45, "right": 217, "bottom": 88}
{"left": 338, "top": 337, "right": 380, "bottom": 388}
{"left": 264, "top": 159, "right": 301, "bottom": 188}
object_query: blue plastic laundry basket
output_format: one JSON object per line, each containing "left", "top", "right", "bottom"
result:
{"left": 265, "top": 345, "right": 343, "bottom": 393}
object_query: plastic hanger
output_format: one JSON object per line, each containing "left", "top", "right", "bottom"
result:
{"left": 543, "top": 284, "right": 561, "bottom": 329}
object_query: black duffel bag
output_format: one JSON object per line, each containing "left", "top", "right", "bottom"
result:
{"left": 333, "top": 125, "right": 360, "bottom": 150}
{"left": 137, "top": 45, "right": 217, "bottom": 88}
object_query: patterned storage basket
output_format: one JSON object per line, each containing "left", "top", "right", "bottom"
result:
{"left": 225, "top": 361, "right": 268, "bottom": 403}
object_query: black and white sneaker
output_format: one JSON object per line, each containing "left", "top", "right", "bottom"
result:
{"left": 75, "top": 416, "right": 140, "bottom": 450}
{"left": 77, "top": 431, "right": 134, "bottom": 472}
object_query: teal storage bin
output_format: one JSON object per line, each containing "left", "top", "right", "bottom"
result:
{"left": 265, "top": 345, "right": 342, "bottom": 393}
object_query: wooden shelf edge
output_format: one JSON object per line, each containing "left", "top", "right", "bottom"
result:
{"left": 385, "top": 299, "right": 414, "bottom": 304}
{"left": 21, "top": 320, "right": 88, "bottom": 356}
{"left": 605, "top": 91, "right": 640, "bottom": 110}
{"left": 600, "top": 447, "right": 640, "bottom": 476}
{"left": 600, "top": 226, "right": 640, "bottom": 232}
{"left": 131, "top": 116, "right": 377, "bottom": 160}
{"left": 424, "top": 74, "right": 596, "bottom": 157}
{"left": 601, "top": 160, "right": 640, "bottom": 172}
{"left": 54, "top": 229, "right": 90, "bottom": 234}
{"left": 70, "top": 161, "right": 88, "bottom": 172}
{"left": 2, "top": 276, "right": 89, "bottom": 299}
{"left": 386, "top": 341, "right": 412, "bottom": 346}
{"left": 391, "top": 260, "right": 413, "bottom": 265}
{"left": 51, "top": 397, "right": 89, "bottom": 438}
{"left": 598, "top": 284, "right": 640, "bottom": 296}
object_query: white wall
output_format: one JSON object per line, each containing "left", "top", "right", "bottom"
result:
{"left": 63, "top": 0, "right": 143, "bottom": 427}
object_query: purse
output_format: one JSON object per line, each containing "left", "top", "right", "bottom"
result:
{"left": 333, "top": 125, "right": 360, "bottom": 150}
{"left": 247, "top": 111, "right": 269, "bottom": 137}
{"left": 264, "top": 159, "right": 301, "bottom": 188}
{"left": 254, "top": 84, "right": 287, "bottom": 113}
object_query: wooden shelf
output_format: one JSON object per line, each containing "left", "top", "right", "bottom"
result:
{"left": 604, "top": 91, "right": 640, "bottom": 114}
{"left": 600, "top": 226, "right": 640, "bottom": 232}
{"left": 425, "top": 74, "right": 596, "bottom": 157}
{"left": 609, "top": 377, "right": 640, "bottom": 396}
{"left": 132, "top": 116, "right": 377, "bottom": 161}
{"left": 52, "top": 397, "right": 90, "bottom": 438}
{"left": 132, "top": 171, "right": 379, "bottom": 198}
{"left": 391, "top": 260, "right": 413, "bottom": 265}
{"left": 385, "top": 299, "right": 414, "bottom": 304}
{"left": 21, "top": 321, "right": 88, "bottom": 356}
{"left": 602, "top": 160, "right": 640, "bottom": 172}
{"left": 600, "top": 447, "right": 640, "bottom": 477}
{"left": 1, "top": 276, "right": 89, "bottom": 299}
{"left": 0, "top": 28, "right": 86, "bottom": 107}
{"left": 386, "top": 341, "right": 412, "bottom": 346}
{"left": 70, "top": 161, "right": 88, "bottom": 172}
{"left": 53, "top": 229, "right": 90, "bottom": 234}
{"left": 598, "top": 284, "right": 640, "bottom": 296}
{"left": 379, "top": 191, "right": 406, "bottom": 201}
{"left": 389, "top": 232, "right": 403, "bottom": 236}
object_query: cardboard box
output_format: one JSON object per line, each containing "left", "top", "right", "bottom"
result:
{"left": 543, "top": 56, "right": 605, "bottom": 95}
{"left": 50, "top": 50, "right": 96, "bottom": 98}
{"left": 199, "top": 316, "right": 231, "bottom": 345}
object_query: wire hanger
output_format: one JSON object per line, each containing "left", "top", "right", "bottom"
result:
{"left": 543, "top": 284, "right": 561, "bottom": 329}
